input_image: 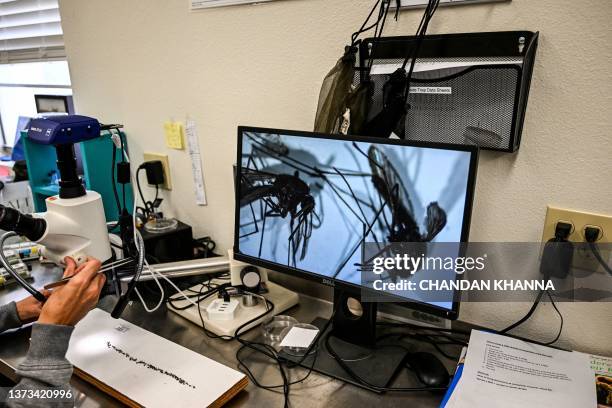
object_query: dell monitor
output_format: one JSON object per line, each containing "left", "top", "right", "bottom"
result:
{"left": 233, "top": 126, "right": 478, "bottom": 387}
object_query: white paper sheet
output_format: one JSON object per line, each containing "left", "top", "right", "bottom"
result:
{"left": 67, "top": 309, "right": 245, "bottom": 408}
{"left": 448, "top": 330, "right": 596, "bottom": 408}
{"left": 185, "top": 119, "right": 207, "bottom": 206}
{"left": 369, "top": 59, "right": 523, "bottom": 76}
{"left": 279, "top": 327, "right": 319, "bottom": 348}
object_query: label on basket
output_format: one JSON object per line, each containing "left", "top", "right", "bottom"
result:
{"left": 409, "top": 86, "right": 452, "bottom": 95}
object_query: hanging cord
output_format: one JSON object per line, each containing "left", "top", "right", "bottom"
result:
{"left": 588, "top": 242, "right": 612, "bottom": 276}
{"left": 401, "top": 0, "right": 441, "bottom": 100}
{"left": 498, "top": 289, "right": 564, "bottom": 346}
{"left": 351, "top": 0, "right": 395, "bottom": 49}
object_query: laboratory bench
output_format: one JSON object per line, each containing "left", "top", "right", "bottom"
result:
{"left": 0, "top": 263, "right": 465, "bottom": 408}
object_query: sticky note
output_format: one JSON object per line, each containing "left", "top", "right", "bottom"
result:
{"left": 279, "top": 327, "right": 319, "bottom": 348}
{"left": 164, "top": 121, "right": 184, "bottom": 149}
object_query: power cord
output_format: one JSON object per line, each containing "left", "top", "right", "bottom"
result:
{"left": 585, "top": 226, "right": 612, "bottom": 276}
{"left": 498, "top": 221, "right": 571, "bottom": 345}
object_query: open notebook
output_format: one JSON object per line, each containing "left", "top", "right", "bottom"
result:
{"left": 66, "top": 308, "right": 247, "bottom": 408}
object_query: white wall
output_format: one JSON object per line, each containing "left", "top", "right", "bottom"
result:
{"left": 58, "top": 0, "right": 612, "bottom": 355}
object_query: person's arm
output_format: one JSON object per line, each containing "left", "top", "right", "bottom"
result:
{"left": 6, "top": 258, "right": 105, "bottom": 408}
{"left": 0, "top": 291, "right": 49, "bottom": 334}
{"left": 0, "top": 302, "right": 22, "bottom": 332}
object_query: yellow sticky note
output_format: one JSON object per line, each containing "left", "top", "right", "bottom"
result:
{"left": 164, "top": 121, "right": 184, "bottom": 149}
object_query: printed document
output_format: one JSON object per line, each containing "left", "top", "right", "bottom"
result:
{"left": 447, "top": 330, "right": 596, "bottom": 408}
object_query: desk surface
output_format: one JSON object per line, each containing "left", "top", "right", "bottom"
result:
{"left": 0, "top": 264, "right": 458, "bottom": 408}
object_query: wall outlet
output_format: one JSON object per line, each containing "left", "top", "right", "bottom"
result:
{"left": 542, "top": 206, "right": 612, "bottom": 273}
{"left": 143, "top": 152, "right": 172, "bottom": 190}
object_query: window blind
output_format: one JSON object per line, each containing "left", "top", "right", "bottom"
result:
{"left": 0, "top": 0, "right": 64, "bottom": 64}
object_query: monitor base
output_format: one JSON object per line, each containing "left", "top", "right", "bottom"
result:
{"left": 280, "top": 317, "right": 409, "bottom": 393}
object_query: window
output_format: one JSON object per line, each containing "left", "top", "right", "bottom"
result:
{"left": 0, "top": 0, "right": 71, "bottom": 147}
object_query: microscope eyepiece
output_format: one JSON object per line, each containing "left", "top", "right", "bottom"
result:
{"left": 0, "top": 205, "right": 47, "bottom": 242}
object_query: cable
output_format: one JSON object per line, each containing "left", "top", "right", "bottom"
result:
{"left": 110, "top": 142, "right": 121, "bottom": 215}
{"left": 324, "top": 330, "right": 448, "bottom": 392}
{"left": 499, "top": 289, "right": 545, "bottom": 334}
{"left": 588, "top": 242, "right": 612, "bottom": 276}
{"left": 543, "top": 290, "right": 563, "bottom": 346}
{"left": 119, "top": 132, "right": 127, "bottom": 211}
{"left": 585, "top": 226, "right": 612, "bottom": 276}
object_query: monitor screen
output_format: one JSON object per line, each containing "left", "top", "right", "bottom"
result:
{"left": 234, "top": 127, "right": 478, "bottom": 316}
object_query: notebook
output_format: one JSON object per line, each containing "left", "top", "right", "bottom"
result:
{"left": 66, "top": 308, "right": 247, "bottom": 408}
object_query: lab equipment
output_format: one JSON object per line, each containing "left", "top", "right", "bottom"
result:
{"left": 234, "top": 126, "right": 478, "bottom": 388}
{"left": 21, "top": 125, "right": 133, "bottom": 221}
{"left": 0, "top": 115, "right": 121, "bottom": 301}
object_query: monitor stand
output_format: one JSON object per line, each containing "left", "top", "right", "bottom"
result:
{"left": 280, "top": 289, "right": 409, "bottom": 393}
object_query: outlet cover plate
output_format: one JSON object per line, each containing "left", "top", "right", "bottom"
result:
{"left": 143, "top": 152, "right": 172, "bottom": 190}
{"left": 542, "top": 206, "right": 612, "bottom": 274}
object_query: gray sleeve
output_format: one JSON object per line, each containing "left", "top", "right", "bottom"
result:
{"left": 6, "top": 323, "right": 75, "bottom": 408}
{"left": 0, "top": 302, "right": 23, "bottom": 333}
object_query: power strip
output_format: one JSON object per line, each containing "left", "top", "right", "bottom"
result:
{"left": 168, "top": 279, "right": 299, "bottom": 337}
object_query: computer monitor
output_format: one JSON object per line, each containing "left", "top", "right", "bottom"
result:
{"left": 234, "top": 126, "right": 478, "bottom": 388}
{"left": 234, "top": 126, "right": 478, "bottom": 318}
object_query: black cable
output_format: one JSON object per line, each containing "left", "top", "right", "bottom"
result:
{"left": 119, "top": 132, "right": 127, "bottom": 211}
{"left": 324, "top": 331, "right": 448, "bottom": 392}
{"left": 351, "top": 0, "right": 383, "bottom": 46}
{"left": 402, "top": 0, "right": 441, "bottom": 100}
{"left": 543, "top": 290, "right": 563, "bottom": 346}
{"left": 588, "top": 242, "right": 612, "bottom": 276}
{"left": 498, "top": 288, "right": 565, "bottom": 346}
{"left": 135, "top": 166, "right": 148, "bottom": 217}
{"left": 499, "top": 289, "right": 545, "bottom": 334}
{"left": 110, "top": 142, "right": 121, "bottom": 214}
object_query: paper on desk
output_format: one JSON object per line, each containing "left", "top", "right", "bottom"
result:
{"left": 447, "top": 330, "right": 596, "bottom": 408}
{"left": 279, "top": 327, "right": 319, "bottom": 348}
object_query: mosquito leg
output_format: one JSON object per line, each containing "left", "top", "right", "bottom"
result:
{"left": 258, "top": 202, "right": 269, "bottom": 258}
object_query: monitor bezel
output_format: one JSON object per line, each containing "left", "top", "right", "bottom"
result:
{"left": 233, "top": 126, "right": 479, "bottom": 321}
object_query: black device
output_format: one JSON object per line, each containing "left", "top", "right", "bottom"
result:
{"left": 540, "top": 221, "right": 573, "bottom": 279}
{"left": 233, "top": 126, "right": 478, "bottom": 390}
{"left": 140, "top": 220, "right": 194, "bottom": 263}
{"left": 34, "top": 94, "right": 74, "bottom": 115}
{"left": 404, "top": 352, "right": 450, "bottom": 387}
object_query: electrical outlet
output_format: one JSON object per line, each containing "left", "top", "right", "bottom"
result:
{"left": 542, "top": 206, "right": 612, "bottom": 274}
{"left": 143, "top": 152, "right": 172, "bottom": 190}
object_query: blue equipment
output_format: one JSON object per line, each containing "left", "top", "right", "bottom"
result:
{"left": 27, "top": 115, "right": 101, "bottom": 145}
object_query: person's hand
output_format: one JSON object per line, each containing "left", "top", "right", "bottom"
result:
{"left": 38, "top": 257, "right": 105, "bottom": 327}
{"left": 15, "top": 290, "right": 50, "bottom": 322}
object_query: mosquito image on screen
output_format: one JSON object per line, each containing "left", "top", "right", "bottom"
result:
{"left": 237, "top": 130, "right": 473, "bottom": 289}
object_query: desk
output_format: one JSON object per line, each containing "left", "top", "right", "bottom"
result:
{"left": 0, "top": 264, "right": 460, "bottom": 408}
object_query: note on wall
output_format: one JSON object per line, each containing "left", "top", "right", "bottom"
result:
{"left": 164, "top": 121, "right": 184, "bottom": 150}
{"left": 185, "top": 119, "right": 207, "bottom": 206}
{"left": 191, "top": 0, "right": 279, "bottom": 10}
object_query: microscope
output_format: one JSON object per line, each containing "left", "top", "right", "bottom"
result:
{"left": 0, "top": 115, "right": 114, "bottom": 301}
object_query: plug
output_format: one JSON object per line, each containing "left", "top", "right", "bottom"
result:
{"left": 554, "top": 221, "right": 573, "bottom": 240}
{"left": 143, "top": 160, "right": 165, "bottom": 185}
{"left": 584, "top": 226, "right": 602, "bottom": 243}
{"left": 540, "top": 221, "right": 574, "bottom": 279}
